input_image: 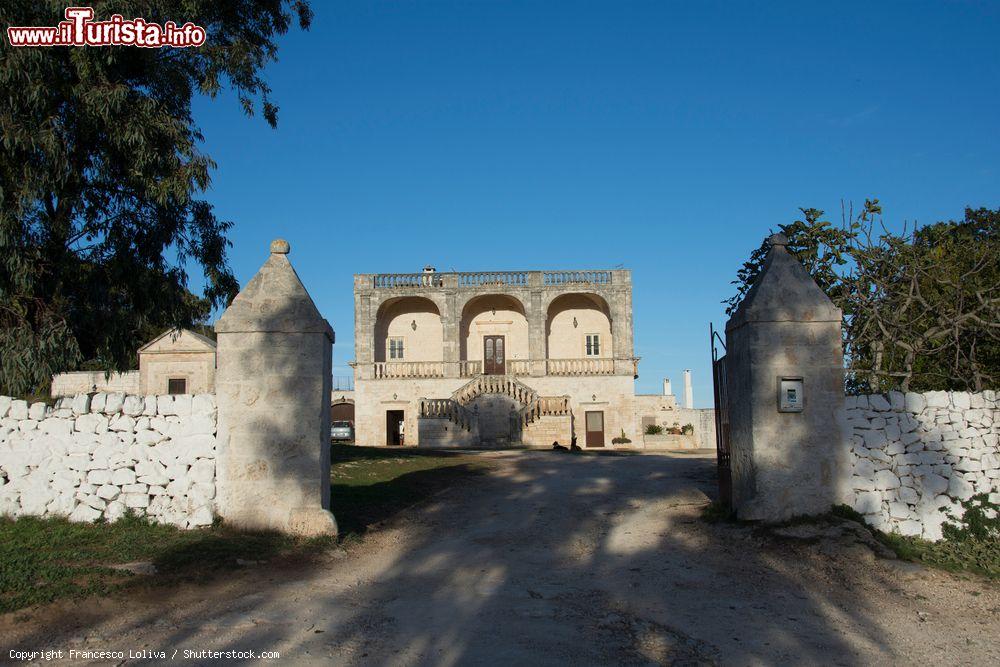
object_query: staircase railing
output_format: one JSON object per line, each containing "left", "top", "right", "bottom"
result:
{"left": 419, "top": 398, "right": 474, "bottom": 431}
{"left": 517, "top": 395, "right": 571, "bottom": 427}
{"left": 451, "top": 374, "right": 538, "bottom": 407}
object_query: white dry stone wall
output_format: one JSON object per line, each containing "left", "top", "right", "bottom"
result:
{"left": 0, "top": 392, "right": 217, "bottom": 528}
{"left": 844, "top": 390, "right": 999, "bottom": 541}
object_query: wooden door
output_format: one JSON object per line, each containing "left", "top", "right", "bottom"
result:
{"left": 585, "top": 411, "right": 605, "bottom": 447}
{"left": 483, "top": 335, "right": 505, "bottom": 375}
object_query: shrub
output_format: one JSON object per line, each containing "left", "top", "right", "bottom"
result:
{"left": 612, "top": 429, "right": 631, "bottom": 445}
{"left": 644, "top": 424, "right": 663, "bottom": 435}
{"left": 681, "top": 423, "right": 694, "bottom": 435}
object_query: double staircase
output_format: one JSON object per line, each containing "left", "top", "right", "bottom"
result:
{"left": 419, "top": 374, "right": 570, "bottom": 438}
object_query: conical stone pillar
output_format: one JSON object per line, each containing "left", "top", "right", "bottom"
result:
{"left": 215, "top": 239, "right": 337, "bottom": 536}
{"left": 724, "top": 234, "right": 848, "bottom": 521}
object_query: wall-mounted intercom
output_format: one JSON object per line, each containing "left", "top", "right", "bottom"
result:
{"left": 778, "top": 377, "right": 804, "bottom": 412}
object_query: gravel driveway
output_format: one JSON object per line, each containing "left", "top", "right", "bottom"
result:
{"left": 4, "top": 450, "right": 999, "bottom": 665}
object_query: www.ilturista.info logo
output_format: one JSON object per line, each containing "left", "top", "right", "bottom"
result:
{"left": 7, "top": 7, "right": 206, "bottom": 48}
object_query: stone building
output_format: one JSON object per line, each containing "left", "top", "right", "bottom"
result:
{"left": 50, "top": 328, "right": 217, "bottom": 397}
{"left": 138, "top": 329, "right": 217, "bottom": 396}
{"left": 352, "top": 268, "right": 639, "bottom": 447}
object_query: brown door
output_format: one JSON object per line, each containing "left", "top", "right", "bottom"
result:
{"left": 585, "top": 411, "right": 605, "bottom": 447}
{"left": 483, "top": 335, "right": 505, "bottom": 375}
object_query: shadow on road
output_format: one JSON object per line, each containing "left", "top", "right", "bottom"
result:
{"left": 3, "top": 451, "right": 957, "bottom": 664}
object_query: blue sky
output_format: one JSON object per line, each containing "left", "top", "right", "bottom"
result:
{"left": 191, "top": 1, "right": 1000, "bottom": 408}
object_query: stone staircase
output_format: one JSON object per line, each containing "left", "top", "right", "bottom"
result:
{"left": 451, "top": 374, "right": 538, "bottom": 408}
{"left": 418, "top": 398, "right": 473, "bottom": 431}
{"left": 419, "top": 374, "right": 571, "bottom": 444}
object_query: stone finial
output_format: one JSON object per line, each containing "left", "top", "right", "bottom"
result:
{"left": 768, "top": 233, "right": 788, "bottom": 250}
{"left": 270, "top": 238, "right": 290, "bottom": 255}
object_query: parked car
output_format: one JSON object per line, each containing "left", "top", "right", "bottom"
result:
{"left": 330, "top": 420, "right": 354, "bottom": 442}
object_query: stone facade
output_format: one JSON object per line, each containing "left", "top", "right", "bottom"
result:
{"left": 138, "top": 328, "right": 217, "bottom": 395}
{"left": 215, "top": 239, "right": 337, "bottom": 536}
{"left": 353, "top": 269, "right": 641, "bottom": 448}
{"left": 0, "top": 392, "right": 217, "bottom": 527}
{"left": 843, "top": 390, "right": 999, "bottom": 541}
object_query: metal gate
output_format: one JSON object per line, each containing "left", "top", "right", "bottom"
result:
{"left": 710, "top": 324, "right": 732, "bottom": 508}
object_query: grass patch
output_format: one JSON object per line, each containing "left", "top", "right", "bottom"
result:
{"left": 330, "top": 444, "right": 490, "bottom": 537}
{"left": 877, "top": 532, "right": 1000, "bottom": 579}
{"left": 0, "top": 445, "right": 488, "bottom": 613}
{"left": 0, "top": 514, "right": 312, "bottom": 613}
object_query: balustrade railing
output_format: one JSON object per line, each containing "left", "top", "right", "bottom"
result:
{"left": 452, "top": 374, "right": 538, "bottom": 407}
{"left": 546, "top": 358, "right": 616, "bottom": 376}
{"left": 505, "top": 359, "right": 532, "bottom": 376}
{"left": 457, "top": 271, "right": 528, "bottom": 287}
{"left": 419, "top": 398, "right": 473, "bottom": 430}
{"left": 517, "top": 394, "right": 570, "bottom": 427}
{"left": 459, "top": 360, "right": 482, "bottom": 377}
{"left": 363, "top": 357, "right": 635, "bottom": 379}
{"left": 372, "top": 361, "right": 445, "bottom": 379}
{"left": 538, "top": 395, "right": 571, "bottom": 415}
{"left": 367, "top": 270, "right": 615, "bottom": 289}
{"left": 372, "top": 273, "right": 443, "bottom": 288}
{"left": 542, "top": 271, "right": 612, "bottom": 286}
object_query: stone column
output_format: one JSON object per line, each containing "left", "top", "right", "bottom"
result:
{"left": 724, "top": 234, "right": 846, "bottom": 521}
{"left": 354, "top": 280, "right": 374, "bottom": 380}
{"left": 215, "top": 239, "right": 337, "bottom": 536}
{"left": 528, "top": 287, "right": 546, "bottom": 377}
{"left": 441, "top": 274, "right": 460, "bottom": 377}
{"left": 610, "top": 287, "right": 634, "bottom": 376}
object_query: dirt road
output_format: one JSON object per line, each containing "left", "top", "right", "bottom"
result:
{"left": 4, "top": 451, "right": 999, "bottom": 665}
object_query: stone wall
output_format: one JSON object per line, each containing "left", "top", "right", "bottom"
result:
{"left": 521, "top": 414, "right": 573, "bottom": 448}
{"left": 844, "top": 390, "right": 999, "bottom": 540}
{"left": 50, "top": 371, "right": 140, "bottom": 397}
{"left": 0, "top": 392, "right": 217, "bottom": 527}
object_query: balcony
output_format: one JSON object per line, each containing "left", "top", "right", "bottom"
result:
{"left": 358, "top": 357, "right": 638, "bottom": 380}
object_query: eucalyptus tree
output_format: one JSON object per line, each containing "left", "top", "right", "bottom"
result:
{"left": 0, "top": 1, "right": 311, "bottom": 395}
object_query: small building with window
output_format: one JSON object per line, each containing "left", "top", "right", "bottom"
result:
{"left": 352, "top": 267, "right": 640, "bottom": 448}
{"left": 137, "top": 328, "right": 217, "bottom": 395}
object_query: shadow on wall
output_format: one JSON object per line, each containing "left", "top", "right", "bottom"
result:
{"left": 214, "top": 240, "right": 335, "bottom": 535}
{"left": 8, "top": 453, "right": 905, "bottom": 663}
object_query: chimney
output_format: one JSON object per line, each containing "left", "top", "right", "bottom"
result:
{"left": 683, "top": 369, "right": 693, "bottom": 409}
{"left": 423, "top": 265, "right": 436, "bottom": 273}
{"left": 662, "top": 378, "right": 672, "bottom": 396}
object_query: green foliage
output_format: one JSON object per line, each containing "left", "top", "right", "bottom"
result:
{"left": 681, "top": 423, "right": 694, "bottom": 435}
{"left": 0, "top": 1, "right": 312, "bottom": 395}
{"left": 726, "top": 203, "right": 1000, "bottom": 391}
{"left": 611, "top": 429, "right": 632, "bottom": 444}
{"left": 942, "top": 493, "right": 1000, "bottom": 542}
{"left": 860, "top": 494, "right": 1000, "bottom": 579}
{"left": 644, "top": 424, "right": 663, "bottom": 435}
